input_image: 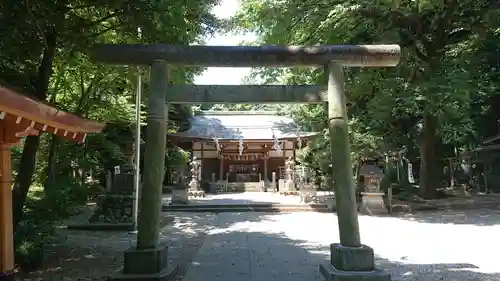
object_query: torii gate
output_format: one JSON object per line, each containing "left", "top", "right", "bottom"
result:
{"left": 92, "top": 44, "right": 400, "bottom": 281}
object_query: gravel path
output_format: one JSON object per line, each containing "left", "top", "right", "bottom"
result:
{"left": 183, "top": 210, "right": 500, "bottom": 281}
{"left": 19, "top": 212, "right": 217, "bottom": 280}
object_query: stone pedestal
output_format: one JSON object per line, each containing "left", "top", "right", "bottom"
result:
{"left": 90, "top": 164, "right": 136, "bottom": 223}
{"left": 188, "top": 179, "right": 205, "bottom": 198}
{"left": 89, "top": 194, "right": 134, "bottom": 223}
{"left": 360, "top": 192, "right": 388, "bottom": 215}
{"left": 111, "top": 244, "right": 177, "bottom": 281}
{"left": 280, "top": 179, "right": 297, "bottom": 195}
{"left": 320, "top": 243, "right": 391, "bottom": 281}
{"left": 170, "top": 185, "right": 188, "bottom": 205}
{"left": 67, "top": 164, "right": 137, "bottom": 231}
{"left": 326, "top": 196, "right": 336, "bottom": 211}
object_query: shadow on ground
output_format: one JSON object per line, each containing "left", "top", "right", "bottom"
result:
{"left": 395, "top": 209, "right": 500, "bottom": 226}
{"left": 18, "top": 210, "right": 500, "bottom": 281}
{"left": 18, "top": 213, "right": 215, "bottom": 280}
{"left": 181, "top": 212, "right": 500, "bottom": 281}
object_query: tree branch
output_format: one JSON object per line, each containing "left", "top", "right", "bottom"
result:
{"left": 26, "top": 0, "right": 48, "bottom": 49}
{"left": 86, "top": 23, "right": 125, "bottom": 38}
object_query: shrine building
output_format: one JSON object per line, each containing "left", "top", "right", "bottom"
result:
{"left": 169, "top": 111, "right": 318, "bottom": 186}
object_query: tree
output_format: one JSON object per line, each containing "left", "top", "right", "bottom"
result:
{"left": 1, "top": 0, "right": 219, "bottom": 227}
{"left": 232, "top": 0, "right": 500, "bottom": 197}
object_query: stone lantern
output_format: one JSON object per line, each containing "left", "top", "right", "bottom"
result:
{"left": 281, "top": 157, "right": 296, "bottom": 195}
{"left": 359, "top": 164, "right": 387, "bottom": 215}
{"left": 188, "top": 156, "right": 205, "bottom": 197}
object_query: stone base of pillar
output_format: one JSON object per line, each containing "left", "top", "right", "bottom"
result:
{"left": 360, "top": 192, "right": 388, "bottom": 215}
{"left": 111, "top": 245, "right": 178, "bottom": 281}
{"left": 170, "top": 186, "right": 188, "bottom": 205}
{"left": 319, "top": 243, "right": 391, "bottom": 281}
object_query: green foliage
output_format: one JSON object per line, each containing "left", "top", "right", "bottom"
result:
{"left": 1, "top": 0, "right": 221, "bottom": 271}
{"left": 296, "top": 118, "right": 382, "bottom": 184}
{"left": 233, "top": 0, "right": 500, "bottom": 197}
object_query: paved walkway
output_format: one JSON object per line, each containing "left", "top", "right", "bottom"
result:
{"left": 182, "top": 211, "right": 500, "bottom": 281}
{"left": 183, "top": 216, "right": 321, "bottom": 281}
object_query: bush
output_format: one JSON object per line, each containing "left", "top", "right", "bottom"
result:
{"left": 14, "top": 221, "right": 52, "bottom": 271}
{"left": 44, "top": 176, "right": 101, "bottom": 217}
{"left": 15, "top": 178, "right": 103, "bottom": 271}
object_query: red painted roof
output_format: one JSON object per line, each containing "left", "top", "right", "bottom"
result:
{"left": 0, "top": 86, "right": 105, "bottom": 143}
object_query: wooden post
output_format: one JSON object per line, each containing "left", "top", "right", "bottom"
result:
{"left": 226, "top": 172, "right": 229, "bottom": 193}
{"left": 272, "top": 172, "right": 276, "bottom": 192}
{"left": 219, "top": 155, "right": 224, "bottom": 181}
{"left": 483, "top": 162, "right": 488, "bottom": 193}
{"left": 449, "top": 158, "right": 455, "bottom": 187}
{"left": 264, "top": 155, "right": 268, "bottom": 181}
{"left": 388, "top": 184, "right": 393, "bottom": 214}
{"left": 200, "top": 143, "right": 204, "bottom": 181}
{"left": 326, "top": 63, "right": 361, "bottom": 247}
{"left": 0, "top": 143, "right": 14, "bottom": 275}
{"left": 137, "top": 60, "right": 169, "bottom": 249}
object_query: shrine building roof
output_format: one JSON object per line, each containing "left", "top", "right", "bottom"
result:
{"left": 169, "top": 111, "right": 319, "bottom": 141}
{"left": 0, "top": 86, "right": 106, "bottom": 143}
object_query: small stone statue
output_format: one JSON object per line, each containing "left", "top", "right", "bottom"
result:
{"left": 285, "top": 157, "right": 295, "bottom": 181}
{"left": 281, "top": 157, "right": 297, "bottom": 195}
{"left": 188, "top": 156, "right": 205, "bottom": 197}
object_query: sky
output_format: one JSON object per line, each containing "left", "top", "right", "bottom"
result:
{"left": 193, "top": 0, "right": 256, "bottom": 85}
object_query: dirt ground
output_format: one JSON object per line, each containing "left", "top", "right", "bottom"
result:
{"left": 18, "top": 206, "right": 216, "bottom": 281}
{"left": 17, "top": 193, "right": 500, "bottom": 280}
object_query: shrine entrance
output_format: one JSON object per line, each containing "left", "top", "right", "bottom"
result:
{"left": 91, "top": 44, "right": 400, "bottom": 281}
{"left": 167, "top": 110, "right": 319, "bottom": 189}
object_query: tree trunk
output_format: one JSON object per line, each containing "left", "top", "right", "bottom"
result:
{"left": 44, "top": 135, "right": 59, "bottom": 194}
{"left": 400, "top": 160, "right": 410, "bottom": 186}
{"left": 12, "top": 29, "right": 56, "bottom": 229}
{"left": 419, "top": 113, "right": 439, "bottom": 198}
{"left": 12, "top": 136, "right": 41, "bottom": 228}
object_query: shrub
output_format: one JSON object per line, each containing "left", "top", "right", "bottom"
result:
{"left": 15, "top": 178, "right": 103, "bottom": 271}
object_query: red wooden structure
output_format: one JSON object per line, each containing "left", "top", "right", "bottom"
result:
{"left": 0, "top": 86, "right": 105, "bottom": 278}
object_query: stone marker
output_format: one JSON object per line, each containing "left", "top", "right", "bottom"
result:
{"left": 359, "top": 164, "right": 388, "bottom": 215}
{"left": 169, "top": 170, "right": 189, "bottom": 205}
{"left": 84, "top": 136, "right": 136, "bottom": 227}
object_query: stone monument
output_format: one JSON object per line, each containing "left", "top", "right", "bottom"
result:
{"left": 88, "top": 137, "right": 136, "bottom": 225}
{"left": 296, "top": 165, "right": 317, "bottom": 203}
{"left": 359, "top": 164, "right": 388, "bottom": 215}
{"left": 169, "top": 170, "right": 189, "bottom": 204}
{"left": 188, "top": 156, "right": 205, "bottom": 197}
